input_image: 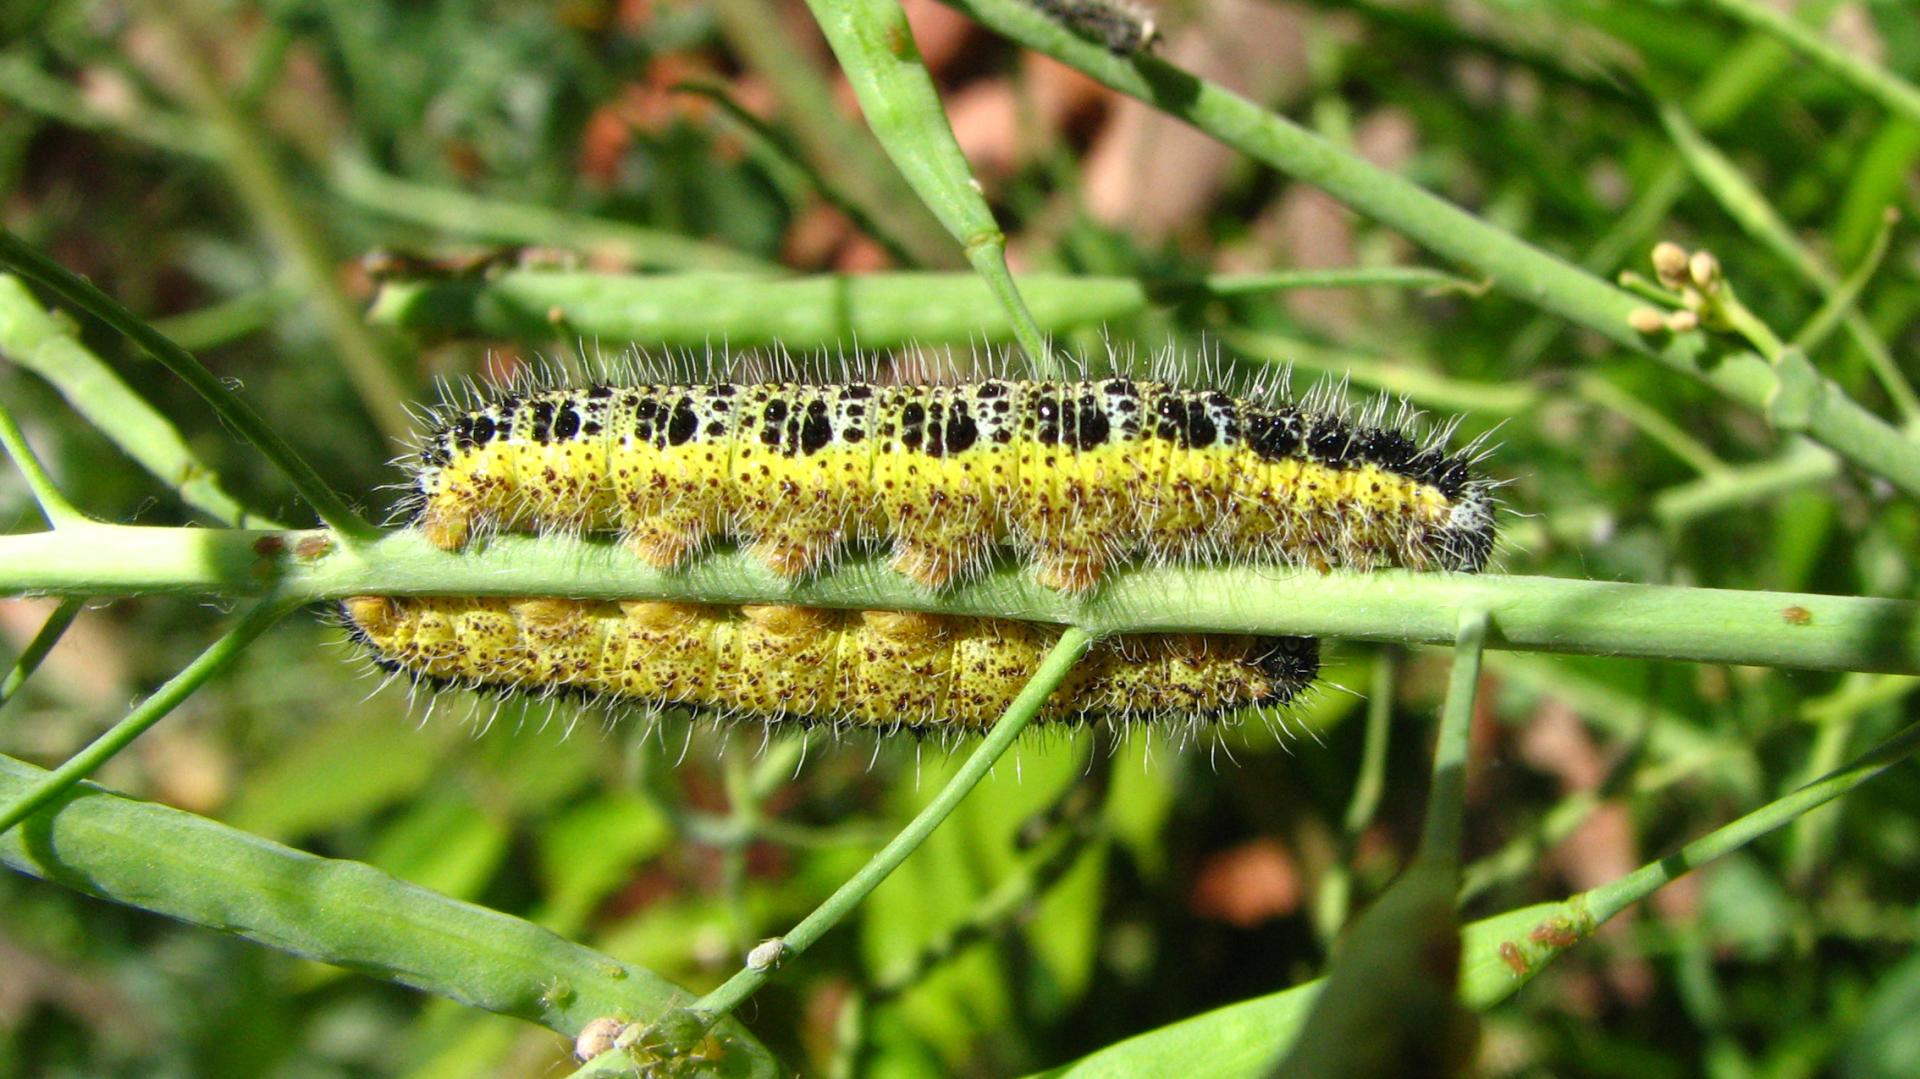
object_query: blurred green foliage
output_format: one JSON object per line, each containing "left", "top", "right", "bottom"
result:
{"left": 3, "top": 0, "right": 1920, "bottom": 1076}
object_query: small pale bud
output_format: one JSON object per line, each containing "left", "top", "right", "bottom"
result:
{"left": 1651, "top": 242, "right": 1690, "bottom": 288}
{"left": 1688, "top": 250, "right": 1721, "bottom": 292}
{"left": 1628, "top": 308, "right": 1668, "bottom": 335}
{"left": 1666, "top": 309, "right": 1700, "bottom": 333}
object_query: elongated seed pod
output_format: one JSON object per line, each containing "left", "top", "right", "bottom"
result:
{"left": 342, "top": 596, "right": 1319, "bottom": 730}
{"left": 408, "top": 378, "right": 1495, "bottom": 592}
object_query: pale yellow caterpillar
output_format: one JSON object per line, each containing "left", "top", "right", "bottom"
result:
{"left": 342, "top": 596, "right": 1319, "bottom": 731}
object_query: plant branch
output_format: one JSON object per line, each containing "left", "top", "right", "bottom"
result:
{"left": 0, "top": 234, "right": 373, "bottom": 538}
{"left": 678, "top": 626, "right": 1092, "bottom": 1032}
{"left": 0, "top": 598, "right": 289, "bottom": 837}
{"left": 935, "top": 0, "right": 1920, "bottom": 498}
{"left": 0, "top": 525, "right": 1916, "bottom": 674}
{"left": 0, "top": 597, "right": 84, "bottom": 707}
{"left": 0, "top": 397, "right": 88, "bottom": 528}
{"left": 804, "top": 0, "right": 1054, "bottom": 372}
{"left": 1699, "top": 0, "right": 1920, "bottom": 129}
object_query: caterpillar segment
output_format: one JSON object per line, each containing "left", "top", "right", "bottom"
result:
{"left": 409, "top": 378, "right": 1497, "bottom": 594}
{"left": 341, "top": 596, "right": 1320, "bottom": 730}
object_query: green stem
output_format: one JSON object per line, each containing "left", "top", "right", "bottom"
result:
{"left": 1655, "top": 101, "right": 1919, "bottom": 419}
{"left": 2, "top": 525, "right": 1918, "bottom": 674}
{"left": 0, "top": 274, "right": 287, "bottom": 529}
{"left": 937, "top": 0, "right": 1920, "bottom": 498}
{"left": 148, "top": 12, "right": 416, "bottom": 442}
{"left": 1199, "top": 266, "right": 1480, "bottom": 296}
{"left": 1653, "top": 438, "right": 1839, "bottom": 527}
{"left": 328, "top": 157, "right": 778, "bottom": 274}
{"left": 0, "top": 234, "right": 373, "bottom": 538}
{"left": 682, "top": 626, "right": 1093, "bottom": 1030}
{"left": 1316, "top": 651, "right": 1398, "bottom": 943}
{"left": 0, "top": 597, "right": 83, "bottom": 706}
{"left": 709, "top": 0, "right": 959, "bottom": 268}
{"left": 1574, "top": 373, "right": 1726, "bottom": 475}
{"left": 805, "top": 0, "right": 1055, "bottom": 372}
{"left": 0, "top": 396, "right": 88, "bottom": 527}
{"left": 0, "top": 598, "right": 288, "bottom": 837}
{"left": 1585, "top": 714, "right": 1920, "bottom": 924}
{"left": 1699, "top": 0, "right": 1920, "bottom": 129}
{"left": 1420, "top": 609, "right": 1489, "bottom": 865}
{"left": 1794, "top": 208, "right": 1900, "bottom": 355}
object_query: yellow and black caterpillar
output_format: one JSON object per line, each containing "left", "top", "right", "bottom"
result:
{"left": 406, "top": 377, "right": 1496, "bottom": 592}
{"left": 342, "top": 371, "right": 1492, "bottom": 732}
{"left": 344, "top": 597, "right": 1319, "bottom": 731}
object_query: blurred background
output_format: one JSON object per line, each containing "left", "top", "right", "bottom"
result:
{"left": 3, "top": 0, "right": 1920, "bottom": 1075}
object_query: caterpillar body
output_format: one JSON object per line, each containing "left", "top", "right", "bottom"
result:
{"left": 409, "top": 377, "right": 1496, "bottom": 593}
{"left": 342, "top": 596, "right": 1319, "bottom": 731}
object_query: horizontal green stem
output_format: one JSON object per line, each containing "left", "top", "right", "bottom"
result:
{"left": 0, "top": 754, "right": 780, "bottom": 1073}
{"left": 937, "top": 0, "right": 1920, "bottom": 499}
{"left": 0, "top": 524, "right": 1914, "bottom": 674}
{"left": 368, "top": 269, "right": 1466, "bottom": 351}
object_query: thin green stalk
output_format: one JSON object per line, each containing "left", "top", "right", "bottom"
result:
{"left": 1276, "top": 612, "right": 1485, "bottom": 1077}
{"left": 1226, "top": 329, "right": 1542, "bottom": 417}
{"left": 4, "top": 524, "right": 1920, "bottom": 675}
{"left": 0, "top": 754, "right": 781, "bottom": 1072}
{"left": 0, "top": 598, "right": 288, "bottom": 837}
{"left": 1586, "top": 715, "right": 1920, "bottom": 924}
{"left": 1037, "top": 710, "right": 1920, "bottom": 1078}
{"left": 328, "top": 157, "right": 778, "bottom": 274}
{"left": 0, "top": 274, "right": 287, "bottom": 529}
{"left": 1421, "top": 609, "right": 1490, "bottom": 865}
{"left": 870, "top": 786, "right": 1105, "bottom": 999}
{"left": 0, "top": 397, "right": 88, "bottom": 527}
{"left": 1699, "top": 0, "right": 1920, "bottom": 128}
{"left": 0, "top": 236, "right": 371, "bottom": 538}
{"left": 1795, "top": 208, "right": 1899, "bottom": 355}
{"left": 679, "top": 626, "right": 1093, "bottom": 1032}
{"left": 673, "top": 80, "right": 922, "bottom": 269}
{"left": 147, "top": 12, "right": 414, "bottom": 442}
{"left": 1315, "top": 651, "right": 1398, "bottom": 944}
{"left": 708, "top": 0, "right": 958, "bottom": 268}
{"left": 1575, "top": 372, "right": 1727, "bottom": 475}
{"left": 0, "top": 597, "right": 83, "bottom": 706}
{"left": 1656, "top": 101, "right": 1920, "bottom": 421}
{"left": 1653, "top": 438, "right": 1839, "bottom": 526}
{"left": 0, "top": 51, "right": 216, "bottom": 159}
{"left": 370, "top": 269, "right": 1489, "bottom": 355}
{"left": 1199, "top": 266, "right": 1480, "bottom": 296}
{"left": 937, "top": 0, "right": 1920, "bottom": 498}
{"left": 368, "top": 270, "right": 1146, "bottom": 350}
{"left": 804, "top": 0, "right": 1055, "bottom": 373}
{"left": 149, "top": 283, "right": 301, "bottom": 352}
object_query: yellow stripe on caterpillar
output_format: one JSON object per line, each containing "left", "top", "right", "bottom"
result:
{"left": 341, "top": 596, "right": 1319, "bottom": 730}
{"left": 406, "top": 377, "right": 1495, "bottom": 593}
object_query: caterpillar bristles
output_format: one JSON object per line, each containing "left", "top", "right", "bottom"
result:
{"left": 343, "top": 343, "right": 1499, "bottom": 745}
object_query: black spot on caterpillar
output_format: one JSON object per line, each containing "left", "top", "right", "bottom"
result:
{"left": 405, "top": 375, "right": 1497, "bottom": 594}
{"left": 342, "top": 596, "right": 1320, "bottom": 732}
